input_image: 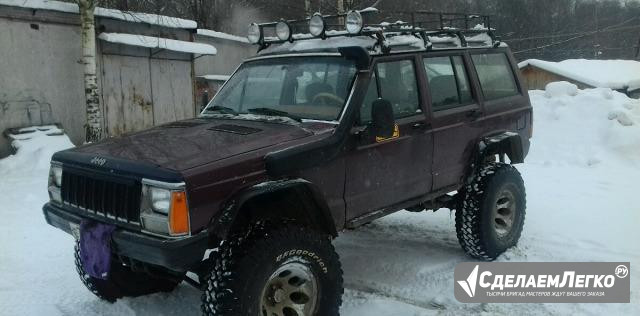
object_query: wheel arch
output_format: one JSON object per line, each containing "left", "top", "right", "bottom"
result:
{"left": 479, "top": 131, "right": 525, "bottom": 163}
{"left": 464, "top": 131, "right": 526, "bottom": 183}
{"left": 209, "top": 179, "right": 338, "bottom": 241}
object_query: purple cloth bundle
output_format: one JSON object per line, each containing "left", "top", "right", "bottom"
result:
{"left": 79, "top": 220, "right": 116, "bottom": 280}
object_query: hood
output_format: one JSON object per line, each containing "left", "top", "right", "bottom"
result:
{"left": 70, "top": 118, "right": 324, "bottom": 171}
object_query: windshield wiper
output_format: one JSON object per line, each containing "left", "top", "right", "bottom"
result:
{"left": 204, "top": 105, "right": 238, "bottom": 115}
{"left": 247, "top": 108, "right": 302, "bottom": 122}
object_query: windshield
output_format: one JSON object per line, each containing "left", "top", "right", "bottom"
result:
{"left": 202, "top": 57, "right": 357, "bottom": 121}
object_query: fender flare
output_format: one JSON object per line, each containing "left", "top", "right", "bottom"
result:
{"left": 209, "top": 179, "right": 338, "bottom": 240}
{"left": 479, "top": 131, "right": 525, "bottom": 164}
{"left": 465, "top": 132, "right": 525, "bottom": 184}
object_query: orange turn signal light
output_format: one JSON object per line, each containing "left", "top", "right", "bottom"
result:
{"left": 169, "top": 191, "right": 189, "bottom": 236}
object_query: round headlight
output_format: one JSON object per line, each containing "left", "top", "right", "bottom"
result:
{"left": 309, "top": 14, "right": 325, "bottom": 37}
{"left": 276, "top": 21, "right": 291, "bottom": 41}
{"left": 247, "top": 23, "right": 262, "bottom": 44}
{"left": 345, "top": 10, "right": 363, "bottom": 34}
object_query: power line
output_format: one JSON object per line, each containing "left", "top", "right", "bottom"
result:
{"left": 506, "top": 17, "right": 636, "bottom": 42}
{"left": 513, "top": 18, "right": 639, "bottom": 54}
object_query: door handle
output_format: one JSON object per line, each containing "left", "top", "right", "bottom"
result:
{"left": 412, "top": 122, "right": 427, "bottom": 129}
{"left": 466, "top": 110, "right": 482, "bottom": 120}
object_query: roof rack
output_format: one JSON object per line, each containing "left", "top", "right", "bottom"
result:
{"left": 247, "top": 9, "right": 502, "bottom": 53}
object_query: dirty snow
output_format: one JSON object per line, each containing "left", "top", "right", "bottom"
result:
{"left": 0, "top": 85, "right": 639, "bottom": 315}
{"left": 98, "top": 33, "right": 217, "bottom": 55}
{"left": 519, "top": 59, "right": 640, "bottom": 91}
{"left": 0, "top": 0, "right": 197, "bottom": 29}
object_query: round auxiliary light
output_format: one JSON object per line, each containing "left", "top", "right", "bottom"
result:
{"left": 247, "top": 23, "right": 262, "bottom": 44}
{"left": 309, "top": 13, "right": 325, "bottom": 37}
{"left": 275, "top": 21, "right": 291, "bottom": 41}
{"left": 345, "top": 10, "right": 363, "bottom": 34}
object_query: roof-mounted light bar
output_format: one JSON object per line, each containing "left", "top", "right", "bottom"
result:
{"left": 246, "top": 10, "right": 499, "bottom": 52}
{"left": 246, "top": 8, "right": 378, "bottom": 48}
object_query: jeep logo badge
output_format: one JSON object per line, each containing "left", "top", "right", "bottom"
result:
{"left": 90, "top": 157, "right": 107, "bottom": 166}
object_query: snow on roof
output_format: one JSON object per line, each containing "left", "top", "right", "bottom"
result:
{"left": 519, "top": 59, "right": 640, "bottom": 91}
{"left": 261, "top": 35, "right": 376, "bottom": 54}
{"left": 196, "top": 29, "right": 249, "bottom": 44}
{"left": 198, "top": 74, "right": 231, "bottom": 81}
{"left": 98, "top": 33, "right": 216, "bottom": 55}
{"left": 0, "top": 0, "right": 197, "bottom": 29}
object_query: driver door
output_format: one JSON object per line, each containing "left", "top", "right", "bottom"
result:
{"left": 344, "top": 56, "right": 433, "bottom": 223}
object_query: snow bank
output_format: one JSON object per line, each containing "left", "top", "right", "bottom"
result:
{"left": 544, "top": 81, "right": 579, "bottom": 98}
{"left": 99, "top": 33, "right": 217, "bottom": 55}
{"left": 0, "top": 0, "right": 197, "bottom": 29}
{"left": 519, "top": 59, "right": 640, "bottom": 91}
{"left": 0, "top": 126, "right": 74, "bottom": 175}
{"left": 528, "top": 85, "right": 640, "bottom": 167}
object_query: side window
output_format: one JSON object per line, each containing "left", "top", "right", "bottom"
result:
{"left": 471, "top": 53, "right": 519, "bottom": 100}
{"left": 360, "top": 60, "right": 421, "bottom": 123}
{"left": 424, "top": 56, "right": 473, "bottom": 111}
{"left": 360, "top": 72, "right": 378, "bottom": 124}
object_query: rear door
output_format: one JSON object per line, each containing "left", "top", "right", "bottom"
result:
{"left": 345, "top": 55, "right": 433, "bottom": 221}
{"left": 423, "top": 52, "right": 483, "bottom": 190}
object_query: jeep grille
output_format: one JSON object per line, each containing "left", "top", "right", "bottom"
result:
{"left": 61, "top": 171, "right": 142, "bottom": 224}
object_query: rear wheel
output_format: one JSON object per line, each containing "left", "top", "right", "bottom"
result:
{"left": 201, "top": 225, "right": 343, "bottom": 316}
{"left": 455, "top": 163, "right": 526, "bottom": 261}
{"left": 74, "top": 241, "right": 182, "bottom": 302}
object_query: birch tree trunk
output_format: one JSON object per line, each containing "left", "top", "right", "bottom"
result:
{"left": 77, "top": 0, "right": 103, "bottom": 143}
{"left": 305, "top": 0, "right": 312, "bottom": 17}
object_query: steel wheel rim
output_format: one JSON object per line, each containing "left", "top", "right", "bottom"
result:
{"left": 494, "top": 187, "right": 516, "bottom": 238}
{"left": 260, "top": 261, "right": 318, "bottom": 316}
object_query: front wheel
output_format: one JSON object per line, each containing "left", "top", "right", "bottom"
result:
{"left": 201, "top": 225, "right": 343, "bottom": 316}
{"left": 456, "top": 163, "right": 526, "bottom": 261}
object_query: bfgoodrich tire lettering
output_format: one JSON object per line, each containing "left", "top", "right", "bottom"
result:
{"left": 201, "top": 225, "right": 343, "bottom": 316}
{"left": 455, "top": 163, "right": 526, "bottom": 261}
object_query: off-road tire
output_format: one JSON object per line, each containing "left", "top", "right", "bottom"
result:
{"left": 201, "top": 225, "right": 343, "bottom": 316}
{"left": 74, "top": 241, "right": 181, "bottom": 302}
{"left": 456, "top": 163, "right": 526, "bottom": 261}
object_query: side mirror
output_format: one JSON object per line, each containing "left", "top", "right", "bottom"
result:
{"left": 371, "top": 99, "right": 395, "bottom": 139}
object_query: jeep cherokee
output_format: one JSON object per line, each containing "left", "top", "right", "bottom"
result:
{"left": 43, "top": 10, "right": 532, "bottom": 316}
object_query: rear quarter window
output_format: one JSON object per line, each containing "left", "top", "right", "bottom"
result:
{"left": 471, "top": 53, "right": 519, "bottom": 100}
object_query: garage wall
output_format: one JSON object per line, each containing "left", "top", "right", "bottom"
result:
{"left": 0, "top": 9, "right": 85, "bottom": 157}
{"left": 99, "top": 42, "right": 195, "bottom": 137}
{"left": 194, "top": 35, "right": 254, "bottom": 77}
{"left": 0, "top": 6, "right": 197, "bottom": 157}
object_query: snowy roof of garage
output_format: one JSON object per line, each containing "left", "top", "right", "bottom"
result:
{"left": 519, "top": 59, "right": 640, "bottom": 92}
{"left": 0, "top": 0, "right": 198, "bottom": 29}
{"left": 99, "top": 33, "right": 217, "bottom": 55}
{"left": 196, "top": 29, "right": 249, "bottom": 44}
{"left": 198, "top": 74, "right": 231, "bottom": 81}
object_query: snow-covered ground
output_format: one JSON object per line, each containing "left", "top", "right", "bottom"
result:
{"left": 1, "top": 83, "right": 639, "bottom": 315}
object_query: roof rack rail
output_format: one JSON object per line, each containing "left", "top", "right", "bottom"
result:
{"left": 247, "top": 9, "right": 501, "bottom": 53}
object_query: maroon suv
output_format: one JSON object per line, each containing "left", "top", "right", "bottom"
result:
{"left": 43, "top": 11, "right": 532, "bottom": 316}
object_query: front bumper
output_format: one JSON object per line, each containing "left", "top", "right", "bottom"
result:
{"left": 43, "top": 203, "right": 208, "bottom": 272}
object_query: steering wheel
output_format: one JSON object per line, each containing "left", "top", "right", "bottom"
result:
{"left": 311, "top": 93, "right": 344, "bottom": 106}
